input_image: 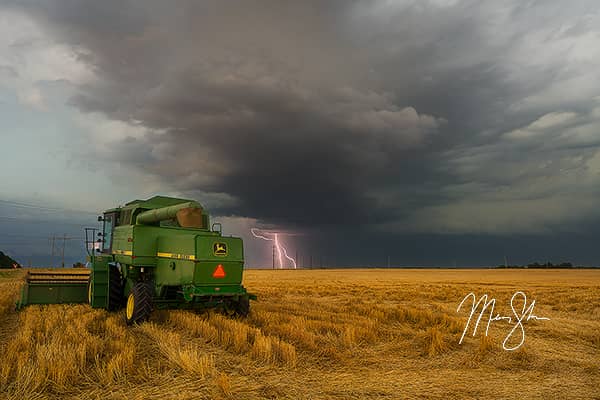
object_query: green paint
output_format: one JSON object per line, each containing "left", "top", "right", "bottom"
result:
{"left": 18, "top": 196, "right": 255, "bottom": 316}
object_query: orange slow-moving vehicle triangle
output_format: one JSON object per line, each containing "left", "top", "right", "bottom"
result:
{"left": 212, "top": 264, "right": 226, "bottom": 278}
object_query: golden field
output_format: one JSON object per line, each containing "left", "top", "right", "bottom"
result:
{"left": 0, "top": 268, "right": 598, "bottom": 400}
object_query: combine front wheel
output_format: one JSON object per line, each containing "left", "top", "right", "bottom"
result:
{"left": 87, "top": 276, "right": 93, "bottom": 306}
{"left": 125, "top": 282, "right": 153, "bottom": 325}
{"left": 108, "top": 264, "right": 124, "bottom": 311}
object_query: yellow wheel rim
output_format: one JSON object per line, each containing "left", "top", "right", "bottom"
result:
{"left": 126, "top": 293, "right": 135, "bottom": 320}
{"left": 88, "top": 281, "right": 93, "bottom": 305}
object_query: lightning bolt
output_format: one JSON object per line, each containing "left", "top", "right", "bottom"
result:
{"left": 251, "top": 228, "right": 297, "bottom": 269}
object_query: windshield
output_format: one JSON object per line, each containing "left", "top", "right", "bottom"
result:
{"left": 102, "top": 214, "right": 114, "bottom": 251}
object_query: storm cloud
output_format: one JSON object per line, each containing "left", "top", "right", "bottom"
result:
{"left": 3, "top": 0, "right": 600, "bottom": 255}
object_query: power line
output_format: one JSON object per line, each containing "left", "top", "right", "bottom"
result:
{"left": 0, "top": 242, "right": 54, "bottom": 246}
{"left": 1, "top": 233, "right": 84, "bottom": 245}
{"left": 0, "top": 199, "right": 98, "bottom": 215}
{"left": 0, "top": 216, "right": 92, "bottom": 227}
{"left": 0, "top": 233, "right": 55, "bottom": 239}
{"left": 1, "top": 240, "right": 85, "bottom": 245}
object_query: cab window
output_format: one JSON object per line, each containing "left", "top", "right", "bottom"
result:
{"left": 102, "top": 213, "right": 116, "bottom": 252}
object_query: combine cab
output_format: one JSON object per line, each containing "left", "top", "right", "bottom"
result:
{"left": 17, "top": 196, "right": 256, "bottom": 323}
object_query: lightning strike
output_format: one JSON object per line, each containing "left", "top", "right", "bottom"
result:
{"left": 251, "top": 228, "right": 297, "bottom": 269}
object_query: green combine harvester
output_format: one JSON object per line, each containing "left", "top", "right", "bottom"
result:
{"left": 18, "top": 196, "right": 256, "bottom": 324}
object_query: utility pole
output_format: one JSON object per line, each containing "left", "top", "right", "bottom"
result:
{"left": 62, "top": 233, "right": 67, "bottom": 268}
{"left": 295, "top": 250, "right": 298, "bottom": 269}
{"left": 272, "top": 245, "right": 275, "bottom": 269}
{"left": 310, "top": 254, "right": 313, "bottom": 269}
{"left": 387, "top": 255, "right": 390, "bottom": 268}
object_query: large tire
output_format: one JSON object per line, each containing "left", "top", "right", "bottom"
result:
{"left": 234, "top": 296, "right": 250, "bottom": 317}
{"left": 87, "top": 275, "right": 93, "bottom": 306}
{"left": 108, "top": 264, "right": 124, "bottom": 311}
{"left": 125, "top": 282, "right": 153, "bottom": 325}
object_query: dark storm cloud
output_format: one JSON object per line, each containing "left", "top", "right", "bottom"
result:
{"left": 5, "top": 0, "right": 600, "bottom": 234}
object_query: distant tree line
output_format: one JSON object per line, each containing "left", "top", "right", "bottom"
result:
{"left": 497, "top": 261, "right": 575, "bottom": 269}
{"left": 0, "top": 251, "right": 21, "bottom": 269}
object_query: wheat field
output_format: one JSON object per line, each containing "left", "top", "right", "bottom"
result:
{"left": 0, "top": 268, "right": 598, "bottom": 399}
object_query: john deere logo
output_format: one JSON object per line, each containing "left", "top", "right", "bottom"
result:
{"left": 213, "top": 242, "right": 227, "bottom": 256}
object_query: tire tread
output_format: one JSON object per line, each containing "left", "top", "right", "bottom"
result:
{"left": 126, "top": 282, "right": 153, "bottom": 325}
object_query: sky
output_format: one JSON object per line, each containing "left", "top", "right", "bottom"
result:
{"left": 1, "top": 1, "right": 600, "bottom": 267}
